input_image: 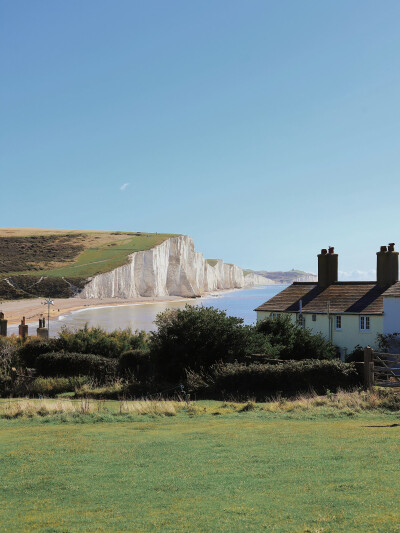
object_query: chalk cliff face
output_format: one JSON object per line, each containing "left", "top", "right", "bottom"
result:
{"left": 79, "top": 235, "right": 274, "bottom": 299}
{"left": 243, "top": 273, "right": 274, "bottom": 287}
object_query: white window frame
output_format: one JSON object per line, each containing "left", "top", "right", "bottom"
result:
{"left": 335, "top": 315, "right": 342, "bottom": 331}
{"left": 360, "top": 315, "right": 371, "bottom": 332}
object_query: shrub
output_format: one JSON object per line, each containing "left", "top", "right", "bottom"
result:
{"left": 345, "top": 345, "right": 364, "bottom": 363}
{"left": 18, "top": 337, "right": 56, "bottom": 367}
{"left": 74, "top": 381, "right": 125, "bottom": 400}
{"left": 0, "top": 337, "right": 21, "bottom": 396}
{"left": 150, "top": 305, "right": 274, "bottom": 382}
{"left": 377, "top": 332, "right": 400, "bottom": 353}
{"left": 256, "top": 315, "right": 337, "bottom": 360}
{"left": 28, "top": 376, "right": 88, "bottom": 397}
{"left": 118, "top": 349, "right": 152, "bottom": 380}
{"left": 35, "top": 352, "right": 118, "bottom": 380}
{"left": 55, "top": 325, "right": 148, "bottom": 358}
{"left": 186, "top": 359, "right": 360, "bottom": 400}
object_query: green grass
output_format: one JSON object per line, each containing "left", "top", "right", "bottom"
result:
{"left": 43, "top": 233, "right": 177, "bottom": 278}
{"left": 35, "top": 234, "right": 178, "bottom": 278}
{"left": 0, "top": 229, "right": 178, "bottom": 279}
{"left": 0, "top": 230, "right": 179, "bottom": 298}
{"left": 1, "top": 405, "right": 400, "bottom": 532}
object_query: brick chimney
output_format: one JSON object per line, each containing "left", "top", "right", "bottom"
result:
{"left": 377, "top": 243, "right": 399, "bottom": 287}
{"left": 318, "top": 246, "right": 338, "bottom": 288}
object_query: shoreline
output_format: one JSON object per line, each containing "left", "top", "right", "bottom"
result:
{"left": 0, "top": 287, "right": 250, "bottom": 327}
{"left": 0, "top": 295, "right": 188, "bottom": 327}
{"left": 1, "top": 284, "right": 282, "bottom": 329}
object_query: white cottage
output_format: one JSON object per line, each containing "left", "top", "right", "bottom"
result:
{"left": 255, "top": 244, "right": 400, "bottom": 358}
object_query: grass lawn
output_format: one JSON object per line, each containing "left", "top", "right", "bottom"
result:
{"left": 1, "top": 407, "right": 400, "bottom": 532}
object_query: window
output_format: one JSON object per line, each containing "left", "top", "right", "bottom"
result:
{"left": 312, "top": 314, "right": 316, "bottom": 322}
{"left": 298, "top": 315, "right": 305, "bottom": 327}
{"left": 360, "top": 316, "right": 371, "bottom": 331}
{"left": 335, "top": 316, "right": 342, "bottom": 330}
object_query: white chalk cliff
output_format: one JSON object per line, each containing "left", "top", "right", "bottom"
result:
{"left": 79, "top": 235, "right": 273, "bottom": 299}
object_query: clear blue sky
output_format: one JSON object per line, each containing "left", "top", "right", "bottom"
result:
{"left": 1, "top": 1, "right": 400, "bottom": 278}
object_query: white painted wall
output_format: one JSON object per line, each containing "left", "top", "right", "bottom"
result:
{"left": 383, "top": 297, "right": 400, "bottom": 334}
{"left": 256, "top": 311, "right": 383, "bottom": 355}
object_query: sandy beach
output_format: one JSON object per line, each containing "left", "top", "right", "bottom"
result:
{"left": 0, "top": 296, "right": 186, "bottom": 326}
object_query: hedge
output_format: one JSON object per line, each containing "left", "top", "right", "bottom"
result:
{"left": 18, "top": 338, "right": 56, "bottom": 368}
{"left": 186, "top": 359, "right": 360, "bottom": 400}
{"left": 118, "top": 349, "right": 152, "bottom": 378}
{"left": 35, "top": 352, "right": 118, "bottom": 379}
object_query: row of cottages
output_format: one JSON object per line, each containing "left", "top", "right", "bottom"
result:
{"left": 255, "top": 244, "right": 400, "bottom": 358}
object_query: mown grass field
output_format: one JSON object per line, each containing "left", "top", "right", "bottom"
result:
{"left": 1, "top": 401, "right": 400, "bottom": 532}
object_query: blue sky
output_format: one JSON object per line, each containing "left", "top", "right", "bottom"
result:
{"left": 1, "top": 1, "right": 400, "bottom": 277}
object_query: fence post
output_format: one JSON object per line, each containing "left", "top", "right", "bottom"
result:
{"left": 364, "top": 346, "right": 374, "bottom": 390}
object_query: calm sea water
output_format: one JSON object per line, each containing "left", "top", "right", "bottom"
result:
{"left": 8, "top": 285, "right": 286, "bottom": 337}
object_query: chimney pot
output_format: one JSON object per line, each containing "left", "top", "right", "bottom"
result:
{"left": 377, "top": 243, "right": 398, "bottom": 286}
{"left": 318, "top": 246, "right": 338, "bottom": 288}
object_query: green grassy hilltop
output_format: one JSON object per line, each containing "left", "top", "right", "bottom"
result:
{"left": 0, "top": 228, "right": 178, "bottom": 299}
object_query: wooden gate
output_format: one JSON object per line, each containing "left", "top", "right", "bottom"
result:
{"left": 364, "top": 346, "right": 400, "bottom": 389}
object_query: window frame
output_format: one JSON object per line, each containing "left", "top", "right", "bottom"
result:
{"left": 335, "top": 315, "right": 342, "bottom": 331}
{"left": 360, "top": 315, "right": 371, "bottom": 332}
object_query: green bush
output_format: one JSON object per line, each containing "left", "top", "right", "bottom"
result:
{"left": 55, "top": 325, "right": 148, "bottom": 358}
{"left": 345, "top": 345, "right": 364, "bottom": 363}
{"left": 0, "top": 337, "right": 22, "bottom": 396}
{"left": 377, "top": 332, "right": 400, "bottom": 353}
{"left": 28, "top": 376, "right": 88, "bottom": 397}
{"left": 35, "top": 352, "right": 118, "bottom": 379}
{"left": 186, "top": 359, "right": 360, "bottom": 400}
{"left": 118, "top": 349, "right": 152, "bottom": 379}
{"left": 74, "top": 381, "right": 125, "bottom": 399}
{"left": 149, "top": 305, "right": 274, "bottom": 382}
{"left": 18, "top": 337, "right": 56, "bottom": 367}
{"left": 256, "top": 315, "right": 337, "bottom": 360}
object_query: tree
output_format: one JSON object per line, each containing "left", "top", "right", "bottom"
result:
{"left": 150, "top": 305, "right": 270, "bottom": 382}
{"left": 256, "top": 314, "right": 337, "bottom": 360}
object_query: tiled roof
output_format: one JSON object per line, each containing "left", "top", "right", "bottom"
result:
{"left": 254, "top": 282, "right": 394, "bottom": 315}
{"left": 381, "top": 281, "right": 400, "bottom": 297}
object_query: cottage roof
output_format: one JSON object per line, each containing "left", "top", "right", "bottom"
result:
{"left": 254, "top": 281, "right": 394, "bottom": 315}
{"left": 381, "top": 281, "right": 400, "bottom": 297}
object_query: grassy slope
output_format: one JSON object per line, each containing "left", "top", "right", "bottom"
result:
{"left": 0, "top": 228, "right": 179, "bottom": 279}
{"left": 1, "top": 409, "right": 400, "bottom": 532}
{"left": 0, "top": 229, "right": 179, "bottom": 299}
{"left": 43, "top": 233, "right": 177, "bottom": 278}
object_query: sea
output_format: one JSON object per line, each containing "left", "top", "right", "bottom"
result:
{"left": 8, "top": 285, "right": 287, "bottom": 337}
